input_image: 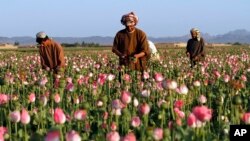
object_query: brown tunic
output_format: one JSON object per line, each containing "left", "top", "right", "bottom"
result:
{"left": 39, "top": 39, "right": 65, "bottom": 72}
{"left": 186, "top": 37, "right": 205, "bottom": 61}
{"left": 112, "top": 28, "right": 150, "bottom": 71}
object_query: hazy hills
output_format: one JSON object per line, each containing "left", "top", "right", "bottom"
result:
{"left": 1, "top": 29, "right": 250, "bottom": 45}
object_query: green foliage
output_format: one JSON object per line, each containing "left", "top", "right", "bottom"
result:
{"left": 14, "top": 41, "right": 20, "bottom": 46}
{"left": 61, "top": 41, "right": 100, "bottom": 47}
{"left": 0, "top": 45, "right": 249, "bottom": 140}
{"left": 232, "top": 42, "right": 242, "bottom": 45}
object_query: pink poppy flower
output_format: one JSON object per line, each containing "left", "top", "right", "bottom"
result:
{"left": 45, "top": 130, "right": 60, "bottom": 141}
{"left": 112, "top": 99, "right": 124, "bottom": 109}
{"left": 174, "top": 108, "right": 185, "bottom": 119}
{"left": 54, "top": 108, "right": 66, "bottom": 124}
{"left": 123, "top": 74, "right": 131, "bottom": 82}
{"left": 213, "top": 70, "right": 221, "bottom": 78}
{"left": 9, "top": 111, "right": 21, "bottom": 123}
{"left": 54, "top": 93, "right": 61, "bottom": 103}
{"left": 28, "top": 92, "right": 36, "bottom": 103}
{"left": 97, "top": 73, "right": 107, "bottom": 85}
{"left": 192, "top": 106, "right": 212, "bottom": 122}
{"left": 241, "top": 75, "right": 247, "bottom": 82}
{"left": 143, "top": 71, "right": 150, "bottom": 80}
{"left": 0, "top": 126, "right": 8, "bottom": 136}
{"left": 66, "top": 77, "right": 73, "bottom": 83}
{"left": 74, "top": 110, "right": 87, "bottom": 120}
{"left": 162, "top": 79, "right": 177, "bottom": 90}
{"left": 111, "top": 122, "right": 117, "bottom": 131}
{"left": 178, "top": 84, "right": 189, "bottom": 95}
{"left": 140, "top": 89, "right": 150, "bottom": 97}
{"left": 21, "top": 108, "right": 30, "bottom": 124}
{"left": 187, "top": 113, "right": 197, "bottom": 128}
{"left": 66, "top": 83, "right": 74, "bottom": 92}
{"left": 193, "top": 80, "right": 201, "bottom": 87}
{"left": 131, "top": 116, "right": 141, "bottom": 128}
{"left": 122, "top": 132, "right": 136, "bottom": 141}
{"left": 106, "top": 131, "right": 120, "bottom": 141}
{"left": 174, "top": 100, "right": 184, "bottom": 109}
{"left": 223, "top": 74, "right": 230, "bottom": 83}
{"left": 169, "top": 80, "right": 178, "bottom": 90}
{"left": 66, "top": 130, "right": 81, "bottom": 141}
{"left": 153, "top": 128, "right": 163, "bottom": 141}
{"left": 108, "top": 74, "right": 115, "bottom": 81}
{"left": 138, "top": 103, "right": 150, "bottom": 115}
{"left": 198, "top": 95, "right": 207, "bottom": 104}
{"left": 242, "top": 113, "right": 250, "bottom": 124}
{"left": 0, "top": 94, "right": 8, "bottom": 105}
{"left": 121, "top": 90, "right": 132, "bottom": 104}
{"left": 154, "top": 72, "right": 164, "bottom": 82}
{"left": 103, "top": 112, "right": 109, "bottom": 120}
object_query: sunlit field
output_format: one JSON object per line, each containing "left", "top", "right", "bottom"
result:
{"left": 0, "top": 45, "right": 249, "bottom": 141}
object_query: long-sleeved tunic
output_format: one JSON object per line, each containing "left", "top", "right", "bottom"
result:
{"left": 186, "top": 37, "right": 205, "bottom": 61}
{"left": 39, "top": 39, "right": 65, "bottom": 73}
{"left": 112, "top": 28, "right": 150, "bottom": 71}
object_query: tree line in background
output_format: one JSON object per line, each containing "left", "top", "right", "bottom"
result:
{"left": 61, "top": 41, "right": 100, "bottom": 47}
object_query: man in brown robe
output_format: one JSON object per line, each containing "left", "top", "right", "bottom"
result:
{"left": 186, "top": 28, "right": 205, "bottom": 68}
{"left": 36, "top": 31, "right": 65, "bottom": 78}
{"left": 112, "top": 12, "right": 150, "bottom": 72}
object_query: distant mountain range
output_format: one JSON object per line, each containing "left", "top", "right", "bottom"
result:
{"left": 1, "top": 29, "right": 250, "bottom": 45}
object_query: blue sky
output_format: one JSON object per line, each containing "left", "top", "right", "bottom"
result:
{"left": 0, "top": 0, "right": 249, "bottom": 37}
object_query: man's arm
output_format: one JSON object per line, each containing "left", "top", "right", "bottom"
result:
{"left": 135, "top": 32, "right": 149, "bottom": 59}
{"left": 112, "top": 34, "right": 125, "bottom": 58}
{"left": 112, "top": 47, "right": 123, "bottom": 58}
{"left": 200, "top": 38, "right": 205, "bottom": 56}
{"left": 186, "top": 40, "right": 191, "bottom": 57}
{"left": 134, "top": 52, "right": 145, "bottom": 58}
{"left": 39, "top": 49, "right": 48, "bottom": 70}
{"left": 40, "top": 56, "right": 48, "bottom": 69}
{"left": 55, "top": 42, "right": 65, "bottom": 69}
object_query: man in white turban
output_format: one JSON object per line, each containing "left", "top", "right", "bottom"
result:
{"left": 186, "top": 28, "right": 205, "bottom": 68}
{"left": 112, "top": 12, "right": 150, "bottom": 71}
{"left": 112, "top": 12, "right": 150, "bottom": 82}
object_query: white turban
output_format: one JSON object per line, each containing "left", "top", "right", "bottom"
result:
{"left": 121, "top": 12, "right": 139, "bottom": 26}
{"left": 190, "top": 28, "right": 201, "bottom": 41}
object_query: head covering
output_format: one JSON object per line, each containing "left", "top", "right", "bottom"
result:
{"left": 190, "top": 28, "right": 201, "bottom": 41}
{"left": 36, "top": 31, "right": 47, "bottom": 39}
{"left": 121, "top": 12, "right": 139, "bottom": 26}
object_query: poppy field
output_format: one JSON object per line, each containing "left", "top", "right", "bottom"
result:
{"left": 0, "top": 45, "right": 249, "bottom": 141}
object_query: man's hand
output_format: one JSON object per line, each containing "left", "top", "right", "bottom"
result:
{"left": 133, "top": 54, "right": 139, "bottom": 63}
{"left": 120, "top": 54, "right": 127, "bottom": 59}
{"left": 56, "top": 66, "right": 64, "bottom": 72}
{"left": 193, "top": 56, "right": 200, "bottom": 61}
